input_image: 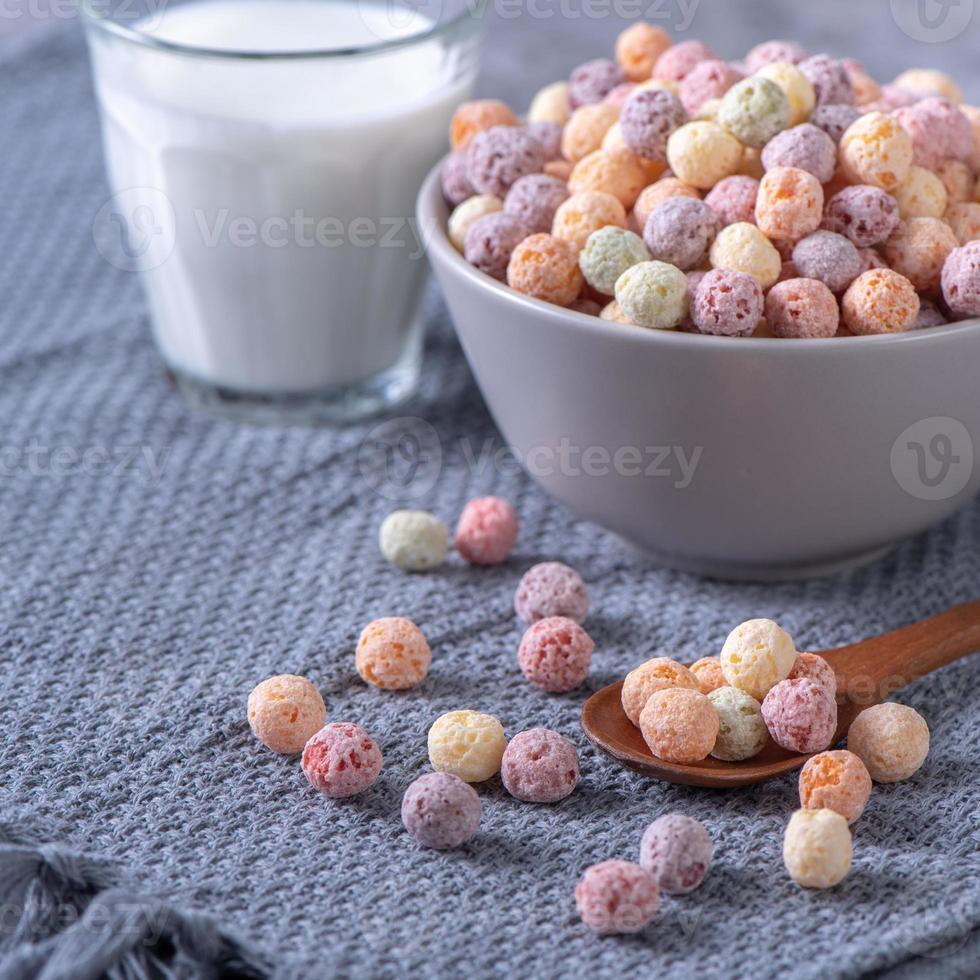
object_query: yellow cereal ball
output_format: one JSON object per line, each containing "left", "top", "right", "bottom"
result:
{"left": 356, "top": 616, "right": 432, "bottom": 690}
{"left": 783, "top": 809, "right": 852, "bottom": 889}
{"left": 621, "top": 657, "right": 700, "bottom": 725}
{"left": 528, "top": 80, "right": 572, "bottom": 125}
{"left": 883, "top": 217, "right": 959, "bottom": 292}
{"left": 936, "top": 159, "right": 975, "bottom": 205}
{"left": 448, "top": 195, "right": 502, "bottom": 251}
{"left": 569, "top": 148, "right": 649, "bottom": 208}
{"left": 247, "top": 674, "right": 326, "bottom": 754}
{"left": 428, "top": 710, "right": 507, "bottom": 782}
{"left": 839, "top": 112, "right": 914, "bottom": 191}
{"left": 893, "top": 166, "right": 948, "bottom": 220}
{"left": 690, "top": 656, "right": 727, "bottom": 695}
{"left": 562, "top": 103, "right": 620, "bottom": 165}
{"left": 599, "top": 299, "right": 632, "bottom": 323}
{"left": 847, "top": 702, "right": 929, "bottom": 783}
{"left": 615, "top": 22, "right": 673, "bottom": 82}
{"left": 842, "top": 269, "right": 920, "bottom": 335}
{"left": 720, "top": 618, "right": 797, "bottom": 701}
{"left": 450, "top": 99, "right": 518, "bottom": 151}
{"left": 893, "top": 68, "right": 963, "bottom": 104}
{"left": 945, "top": 202, "right": 980, "bottom": 244}
{"left": 756, "top": 166, "right": 824, "bottom": 241}
{"left": 738, "top": 145, "right": 766, "bottom": 180}
{"left": 553, "top": 191, "right": 627, "bottom": 252}
{"left": 602, "top": 124, "right": 667, "bottom": 183}
{"left": 667, "top": 122, "right": 743, "bottom": 190}
{"left": 614, "top": 260, "right": 689, "bottom": 329}
{"left": 507, "top": 233, "right": 583, "bottom": 307}
{"left": 632, "top": 177, "right": 701, "bottom": 228}
{"left": 756, "top": 62, "right": 816, "bottom": 126}
{"left": 709, "top": 223, "right": 782, "bottom": 289}
{"left": 961, "top": 105, "right": 980, "bottom": 172}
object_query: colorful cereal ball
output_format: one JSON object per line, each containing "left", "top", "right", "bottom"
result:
{"left": 810, "top": 104, "right": 861, "bottom": 145}
{"left": 718, "top": 77, "right": 790, "bottom": 149}
{"left": 755, "top": 62, "right": 816, "bottom": 127}
{"left": 679, "top": 59, "right": 741, "bottom": 116}
{"left": 857, "top": 247, "right": 889, "bottom": 274}
{"left": 379, "top": 509, "right": 449, "bottom": 571}
{"left": 466, "top": 126, "right": 546, "bottom": 199}
{"left": 756, "top": 166, "right": 824, "bottom": 241}
{"left": 247, "top": 674, "right": 326, "bottom": 754}
{"left": 765, "top": 278, "right": 840, "bottom": 338}
{"left": 937, "top": 161, "right": 976, "bottom": 206}
{"left": 302, "top": 723, "right": 383, "bottom": 798}
{"left": 913, "top": 298, "right": 949, "bottom": 329}
{"left": 942, "top": 241, "right": 980, "bottom": 318}
{"left": 615, "top": 22, "right": 673, "bottom": 82}
{"left": 844, "top": 60, "right": 881, "bottom": 106}
{"left": 690, "top": 656, "right": 726, "bottom": 695}
{"left": 615, "top": 260, "right": 690, "bottom": 329}
{"left": 640, "top": 688, "right": 719, "bottom": 764}
{"left": 518, "top": 616, "right": 594, "bottom": 693}
{"left": 883, "top": 217, "right": 959, "bottom": 293}
{"left": 552, "top": 191, "right": 627, "bottom": 252}
{"left": 579, "top": 226, "right": 650, "bottom": 295}
{"left": 527, "top": 120, "right": 563, "bottom": 162}
{"left": 619, "top": 87, "right": 688, "bottom": 163}
{"left": 569, "top": 58, "right": 624, "bottom": 109}
{"left": 799, "top": 750, "right": 872, "bottom": 824}
{"left": 633, "top": 178, "right": 701, "bottom": 228}
{"left": 783, "top": 808, "right": 852, "bottom": 889}
{"left": 507, "top": 234, "right": 583, "bottom": 307}
{"left": 448, "top": 195, "right": 502, "bottom": 251}
{"left": 454, "top": 496, "right": 518, "bottom": 565}
{"left": 720, "top": 618, "right": 797, "bottom": 701}
{"left": 792, "top": 231, "right": 861, "bottom": 293}
{"left": 709, "top": 223, "right": 782, "bottom": 289}
{"left": 745, "top": 39, "right": 807, "bottom": 73}
{"left": 762, "top": 678, "right": 837, "bottom": 754}
{"left": 601, "top": 123, "right": 667, "bottom": 183}
{"left": 708, "top": 686, "right": 768, "bottom": 761}
{"left": 761, "top": 124, "right": 836, "bottom": 184}
{"left": 501, "top": 728, "right": 579, "bottom": 803}
{"left": 464, "top": 212, "right": 530, "bottom": 281}
{"left": 401, "top": 772, "right": 481, "bottom": 850}
{"left": 643, "top": 198, "right": 719, "bottom": 271}
{"left": 621, "top": 657, "right": 700, "bottom": 726}
{"left": 503, "top": 175, "right": 569, "bottom": 235}
{"left": 692, "top": 269, "right": 764, "bottom": 337}
{"left": 704, "top": 175, "right": 759, "bottom": 225}
{"left": 356, "top": 617, "right": 431, "bottom": 691}
{"left": 893, "top": 166, "right": 948, "bottom": 220}
{"left": 962, "top": 104, "right": 980, "bottom": 170}
{"left": 799, "top": 54, "right": 854, "bottom": 107}
{"left": 822, "top": 185, "right": 900, "bottom": 247}
{"left": 428, "top": 710, "right": 507, "bottom": 783}
{"left": 894, "top": 98, "right": 976, "bottom": 172}
{"left": 654, "top": 40, "right": 716, "bottom": 84}
{"left": 667, "top": 121, "right": 743, "bottom": 189}
{"left": 639, "top": 813, "right": 713, "bottom": 894}
{"left": 528, "top": 81, "right": 571, "bottom": 126}
{"left": 893, "top": 67, "right": 963, "bottom": 104}
{"left": 842, "top": 269, "right": 920, "bottom": 334}
{"left": 515, "top": 561, "right": 589, "bottom": 624}
{"left": 839, "top": 113, "right": 913, "bottom": 192}
{"left": 441, "top": 152, "right": 474, "bottom": 207}
{"left": 600, "top": 300, "right": 632, "bottom": 324}
{"left": 569, "top": 148, "right": 649, "bottom": 209}
{"left": 562, "top": 103, "right": 619, "bottom": 164}
{"left": 450, "top": 99, "right": 519, "bottom": 151}
{"left": 848, "top": 702, "right": 929, "bottom": 782}
{"left": 576, "top": 860, "right": 660, "bottom": 935}
{"left": 545, "top": 159, "right": 574, "bottom": 182}
{"left": 787, "top": 652, "right": 837, "bottom": 698}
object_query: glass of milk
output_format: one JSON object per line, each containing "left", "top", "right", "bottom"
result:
{"left": 82, "top": 0, "right": 482, "bottom": 423}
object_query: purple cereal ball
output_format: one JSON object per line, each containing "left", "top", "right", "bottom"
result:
{"left": 441, "top": 152, "right": 475, "bottom": 207}
{"left": 913, "top": 298, "right": 948, "bottom": 329}
{"left": 692, "top": 268, "right": 764, "bottom": 337}
{"left": 401, "top": 772, "right": 482, "bottom": 850}
{"left": 653, "top": 40, "right": 716, "bottom": 83}
{"left": 810, "top": 104, "right": 862, "bottom": 145}
{"left": 761, "top": 124, "right": 837, "bottom": 184}
{"left": 569, "top": 58, "right": 624, "bottom": 109}
{"left": 942, "top": 241, "right": 980, "bottom": 319}
{"left": 515, "top": 561, "right": 588, "bottom": 624}
{"left": 799, "top": 54, "right": 855, "bottom": 107}
{"left": 792, "top": 231, "right": 862, "bottom": 293}
{"left": 822, "top": 185, "right": 900, "bottom": 247}
{"left": 679, "top": 59, "right": 740, "bottom": 115}
{"left": 504, "top": 174, "right": 570, "bottom": 234}
{"left": 762, "top": 678, "right": 838, "bottom": 754}
{"left": 527, "top": 120, "right": 564, "bottom": 161}
{"left": 501, "top": 728, "right": 580, "bottom": 803}
{"left": 302, "top": 723, "right": 383, "bottom": 798}
{"left": 576, "top": 860, "right": 660, "bottom": 935}
{"left": 466, "top": 125, "right": 547, "bottom": 198}
{"left": 620, "top": 87, "right": 688, "bottom": 162}
{"left": 639, "top": 813, "right": 713, "bottom": 895}
{"left": 463, "top": 212, "right": 530, "bottom": 281}
{"left": 643, "top": 197, "right": 719, "bottom": 271}
{"left": 745, "top": 39, "right": 808, "bottom": 73}
{"left": 705, "top": 176, "right": 759, "bottom": 226}
{"left": 765, "top": 278, "right": 840, "bottom": 338}
{"left": 893, "top": 98, "right": 976, "bottom": 171}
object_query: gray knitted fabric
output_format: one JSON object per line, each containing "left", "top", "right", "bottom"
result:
{"left": 2, "top": 7, "right": 980, "bottom": 980}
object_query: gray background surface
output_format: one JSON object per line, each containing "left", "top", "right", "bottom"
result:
{"left": 1, "top": 1, "right": 980, "bottom": 977}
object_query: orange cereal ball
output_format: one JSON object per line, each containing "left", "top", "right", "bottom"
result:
{"left": 615, "top": 22, "right": 673, "bottom": 82}
{"left": 544, "top": 159, "right": 574, "bottom": 181}
{"left": 602, "top": 124, "right": 667, "bottom": 183}
{"left": 892, "top": 68, "right": 963, "bottom": 104}
{"left": 247, "top": 674, "right": 326, "bottom": 754}
{"left": 552, "top": 191, "right": 627, "bottom": 252}
{"left": 569, "top": 148, "right": 649, "bottom": 208}
{"left": 621, "top": 657, "right": 700, "bottom": 725}
{"left": 799, "top": 750, "right": 872, "bottom": 825}
{"left": 507, "top": 233, "right": 583, "bottom": 307}
{"left": 848, "top": 702, "right": 929, "bottom": 782}
{"left": 600, "top": 299, "right": 632, "bottom": 323}
{"left": 937, "top": 159, "right": 976, "bottom": 205}
{"left": 355, "top": 617, "right": 431, "bottom": 690}
{"left": 709, "top": 222, "right": 782, "bottom": 289}
{"left": 633, "top": 177, "right": 701, "bottom": 228}
{"left": 883, "top": 217, "right": 959, "bottom": 292}
{"left": 690, "top": 656, "right": 726, "bottom": 695}
{"left": 450, "top": 99, "right": 518, "bottom": 151}
{"left": 946, "top": 202, "right": 980, "bottom": 244}
{"left": 562, "top": 103, "right": 620, "bottom": 164}
{"left": 639, "top": 688, "right": 719, "bottom": 764}
{"left": 893, "top": 166, "right": 948, "bottom": 220}
{"left": 847, "top": 67, "right": 882, "bottom": 107}
{"left": 842, "top": 269, "right": 920, "bottom": 334}
{"left": 756, "top": 166, "right": 824, "bottom": 241}
{"left": 528, "top": 80, "right": 572, "bottom": 125}
{"left": 839, "top": 112, "right": 913, "bottom": 191}
{"left": 756, "top": 62, "right": 816, "bottom": 127}
{"left": 667, "top": 121, "right": 743, "bottom": 190}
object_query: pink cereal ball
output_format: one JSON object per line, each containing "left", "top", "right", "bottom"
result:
{"left": 799, "top": 750, "right": 872, "bottom": 824}
{"left": 942, "top": 240, "right": 980, "bottom": 318}
{"left": 639, "top": 688, "right": 719, "bottom": 764}
{"left": 692, "top": 268, "right": 764, "bottom": 337}
{"left": 356, "top": 616, "right": 431, "bottom": 690}
{"left": 822, "top": 185, "right": 901, "bottom": 247}
{"left": 704, "top": 175, "right": 759, "bottom": 226}
{"left": 526, "top": 120, "right": 563, "bottom": 161}
{"left": 788, "top": 653, "right": 838, "bottom": 698}
{"left": 518, "top": 616, "right": 594, "bottom": 692}
{"left": 765, "top": 278, "right": 840, "bottom": 338}
{"left": 643, "top": 197, "right": 719, "bottom": 270}
{"left": 465, "top": 126, "right": 547, "bottom": 198}
{"left": 893, "top": 98, "right": 976, "bottom": 171}
{"left": 639, "top": 813, "right": 713, "bottom": 894}
{"left": 620, "top": 87, "right": 689, "bottom": 162}
{"left": 746, "top": 39, "right": 807, "bottom": 73}
{"left": 454, "top": 496, "right": 518, "bottom": 565}
{"left": 842, "top": 269, "right": 920, "bottom": 334}
{"left": 810, "top": 104, "right": 862, "bottom": 144}
{"left": 679, "top": 59, "right": 740, "bottom": 115}
{"left": 884, "top": 217, "right": 959, "bottom": 293}
{"left": 792, "top": 231, "right": 862, "bottom": 293}
{"left": 501, "top": 728, "right": 580, "bottom": 802}
{"left": 441, "top": 151, "right": 475, "bottom": 207}
{"left": 401, "top": 772, "right": 482, "bottom": 849}
{"left": 569, "top": 58, "right": 625, "bottom": 109}
{"left": 464, "top": 212, "right": 530, "bottom": 281}
{"left": 690, "top": 656, "right": 727, "bottom": 694}
{"left": 576, "top": 860, "right": 660, "bottom": 935}
{"left": 761, "top": 124, "right": 837, "bottom": 184}
{"left": 247, "top": 674, "right": 326, "bottom": 754}
{"left": 515, "top": 561, "right": 589, "bottom": 624}
{"left": 799, "top": 54, "right": 854, "bottom": 106}
{"left": 654, "top": 40, "right": 716, "bottom": 83}
{"left": 756, "top": 166, "right": 824, "bottom": 241}
{"left": 762, "top": 678, "right": 838, "bottom": 754}
{"left": 503, "top": 174, "right": 570, "bottom": 234}
{"left": 604, "top": 82, "right": 637, "bottom": 110}
{"left": 302, "top": 722, "right": 383, "bottom": 798}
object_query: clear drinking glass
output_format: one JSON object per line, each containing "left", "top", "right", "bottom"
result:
{"left": 82, "top": 0, "right": 483, "bottom": 424}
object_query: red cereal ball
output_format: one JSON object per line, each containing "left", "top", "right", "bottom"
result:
{"left": 515, "top": 561, "right": 588, "bottom": 624}
{"left": 441, "top": 151, "right": 475, "bottom": 207}
{"left": 792, "top": 231, "right": 862, "bottom": 293}
{"left": 765, "top": 278, "right": 840, "bottom": 338}
{"left": 788, "top": 653, "right": 838, "bottom": 698}
{"left": 884, "top": 217, "right": 959, "bottom": 293}
{"left": 704, "top": 175, "right": 759, "bottom": 225}
{"left": 576, "top": 860, "right": 660, "bottom": 934}
{"left": 643, "top": 197, "right": 719, "bottom": 270}
{"left": 762, "top": 678, "right": 837, "bottom": 754}
{"left": 842, "top": 269, "right": 920, "bottom": 334}
{"left": 302, "top": 723, "right": 383, "bottom": 798}
{"left": 518, "top": 616, "right": 594, "bottom": 692}
{"left": 692, "top": 268, "right": 764, "bottom": 337}
{"left": 810, "top": 104, "right": 862, "bottom": 144}
{"left": 679, "top": 59, "right": 741, "bottom": 115}
{"left": 639, "top": 813, "right": 713, "bottom": 894}
{"left": 799, "top": 750, "right": 872, "bottom": 824}
{"left": 569, "top": 58, "right": 625, "bottom": 109}
{"left": 746, "top": 39, "right": 807, "bottom": 73}
{"left": 761, "top": 124, "right": 837, "bottom": 184}
{"left": 455, "top": 496, "right": 518, "bottom": 565}
{"left": 893, "top": 97, "right": 976, "bottom": 171}
{"left": 654, "top": 40, "right": 716, "bottom": 83}
{"left": 823, "top": 185, "right": 901, "bottom": 247}
{"left": 466, "top": 126, "right": 547, "bottom": 198}
{"left": 464, "top": 212, "right": 530, "bottom": 281}
{"left": 503, "top": 174, "right": 570, "bottom": 234}
{"left": 690, "top": 656, "right": 727, "bottom": 694}
{"left": 620, "top": 87, "right": 689, "bottom": 162}
{"left": 501, "top": 728, "right": 580, "bottom": 802}
{"left": 450, "top": 99, "right": 519, "bottom": 151}
{"left": 799, "top": 54, "right": 854, "bottom": 106}
{"left": 640, "top": 688, "right": 719, "bottom": 763}
{"left": 756, "top": 166, "right": 824, "bottom": 241}
{"left": 942, "top": 240, "right": 980, "bottom": 318}
{"left": 507, "top": 233, "right": 584, "bottom": 307}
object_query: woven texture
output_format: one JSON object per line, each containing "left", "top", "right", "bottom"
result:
{"left": 1, "top": 9, "right": 980, "bottom": 979}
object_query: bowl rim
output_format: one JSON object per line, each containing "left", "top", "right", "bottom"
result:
{"left": 418, "top": 158, "right": 980, "bottom": 352}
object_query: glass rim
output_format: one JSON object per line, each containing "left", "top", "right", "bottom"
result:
{"left": 80, "top": 0, "right": 484, "bottom": 61}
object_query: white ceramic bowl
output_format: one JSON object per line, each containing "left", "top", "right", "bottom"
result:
{"left": 418, "top": 164, "right": 980, "bottom": 580}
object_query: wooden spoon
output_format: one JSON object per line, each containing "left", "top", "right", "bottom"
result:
{"left": 581, "top": 600, "right": 980, "bottom": 788}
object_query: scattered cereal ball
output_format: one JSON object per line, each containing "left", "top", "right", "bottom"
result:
{"left": 792, "top": 231, "right": 862, "bottom": 293}
{"left": 620, "top": 87, "right": 688, "bottom": 162}
{"left": 455, "top": 496, "right": 518, "bottom": 565}
{"left": 466, "top": 126, "right": 546, "bottom": 198}
{"left": 848, "top": 702, "right": 929, "bottom": 783}
{"left": 913, "top": 298, "right": 948, "bottom": 329}
{"left": 945, "top": 202, "right": 980, "bottom": 246}
{"left": 302, "top": 723, "right": 383, "bottom": 798}
{"left": 528, "top": 80, "right": 571, "bottom": 125}
{"left": 893, "top": 166, "right": 948, "bottom": 220}
{"left": 569, "top": 58, "right": 625, "bottom": 109}
{"left": 379, "top": 509, "right": 450, "bottom": 571}
{"left": 501, "top": 728, "right": 580, "bottom": 802}
{"left": 810, "top": 103, "right": 861, "bottom": 144}
{"left": 937, "top": 160, "right": 976, "bottom": 206}
{"left": 654, "top": 40, "right": 716, "bottom": 83}
{"left": 720, "top": 618, "right": 797, "bottom": 701}
{"left": 507, "top": 234, "right": 583, "bottom": 307}
{"left": 569, "top": 148, "right": 649, "bottom": 208}
{"left": 441, "top": 152, "right": 474, "bottom": 207}
{"left": 600, "top": 299, "right": 631, "bottom": 323}
{"left": 580, "top": 226, "right": 650, "bottom": 295}
{"left": 667, "top": 121, "right": 743, "bottom": 189}
{"left": 842, "top": 268, "right": 920, "bottom": 334}
{"left": 690, "top": 656, "right": 726, "bottom": 695}
{"left": 761, "top": 124, "right": 836, "bottom": 183}
{"left": 692, "top": 268, "right": 764, "bottom": 336}
{"left": 679, "top": 59, "right": 741, "bottom": 116}
{"left": 401, "top": 772, "right": 481, "bottom": 849}
{"left": 762, "top": 678, "right": 837, "bottom": 753}
{"left": 639, "top": 813, "right": 712, "bottom": 894}
{"left": 247, "top": 674, "right": 326, "bottom": 754}
{"left": 894, "top": 98, "right": 976, "bottom": 171}
{"left": 799, "top": 54, "right": 854, "bottom": 107}
{"left": 515, "top": 561, "right": 588, "bottom": 624}
{"left": 710, "top": 222, "right": 782, "bottom": 289}
{"left": 787, "top": 652, "right": 837, "bottom": 698}
{"left": 708, "top": 686, "right": 768, "bottom": 761}
{"left": 745, "top": 39, "right": 807, "bottom": 73}
{"left": 718, "top": 76, "right": 791, "bottom": 148}
{"left": 884, "top": 217, "right": 959, "bottom": 293}
{"left": 799, "top": 750, "right": 872, "bottom": 824}
{"left": 450, "top": 99, "right": 519, "bottom": 151}
{"left": 822, "top": 185, "right": 901, "bottom": 247}
{"left": 576, "top": 860, "right": 660, "bottom": 935}
{"left": 356, "top": 617, "right": 431, "bottom": 691}
{"left": 562, "top": 103, "right": 620, "bottom": 164}
{"left": 942, "top": 240, "right": 980, "bottom": 318}
{"left": 615, "top": 260, "right": 690, "bottom": 329}
{"left": 616, "top": 22, "right": 673, "bottom": 82}
{"left": 552, "top": 191, "right": 627, "bottom": 252}
{"left": 756, "top": 62, "right": 816, "bottom": 127}
{"left": 765, "top": 278, "right": 840, "bottom": 338}
{"left": 448, "top": 194, "right": 502, "bottom": 251}
{"left": 756, "top": 166, "right": 824, "bottom": 241}
{"left": 892, "top": 67, "right": 963, "bottom": 104}
{"left": 783, "top": 808, "right": 852, "bottom": 889}
{"left": 643, "top": 197, "right": 719, "bottom": 271}
{"left": 704, "top": 175, "right": 759, "bottom": 225}
{"left": 501, "top": 175, "right": 568, "bottom": 236}
{"left": 621, "top": 657, "right": 700, "bottom": 726}
{"left": 464, "top": 211, "right": 530, "bottom": 281}
{"left": 633, "top": 177, "right": 701, "bottom": 228}
{"left": 839, "top": 113, "right": 913, "bottom": 191}
{"left": 640, "top": 688, "right": 719, "bottom": 763}
{"left": 518, "top": 616, "right": 594, "bottom": 693}
{"left": 428, "top": 710, "right": 507, "bottom": 783}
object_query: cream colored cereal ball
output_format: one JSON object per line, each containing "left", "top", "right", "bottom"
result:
{"left": 720, "top": 618, "right": 797, "bottom": 701}
{"left": 615, "top": 22, "right": 672, "bottom": 82}
{"left": 839, "top": 112, "right": 913, "bottom": 191}
{"left": 528, "top": 80, "right": 572, "bottom": 125}
{"left": 756, "top": 62, "right": 815, "bottom": 127}
{"left": 379, "top": 510, "right": 449, "bottom": 571}
{"left": 708, "top": 686, "right": 768, "bottom": 762}
{"left": 892, "top": 68, "right": 963, "bottom": 104}
{"left": 562, "top": 103, "right": 620, "bottom": 164}
{"left": 614, "top": 260, "right": 689, "bottom": 329}
{"left": 893, "top": 166, "right": 948, "bottom": 220}
{"left": 621, "top": 657, "right": 700, "bottom": 726}
{"left": 667, "top": 121, "right": 743, "bottom": 190}
{"left": 356, "top": 617, "right": 432, "bottom": 690}
{"left": 709, "top": 223, "right": 782, "bottom": 289}
{"left": 247, "top": 674, "right": 326, "bottom": 754}
{"left": 448, "top": 195, "right": 502, "bottom": 251}
{"left": 783, "top": 808, "right": 852, "bottom": 889}
{"left": 428, "top": 710, "right": 507, "bottom": 782}
{"left": 847, "top": 702, "right": 929, "bottom": 783}
{"left": 553, "top": 191, "right": 627, "bottom": 253}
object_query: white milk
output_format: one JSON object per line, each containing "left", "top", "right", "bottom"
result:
{"left": 89, "top": 0, "right": 473, "bottom": 395}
